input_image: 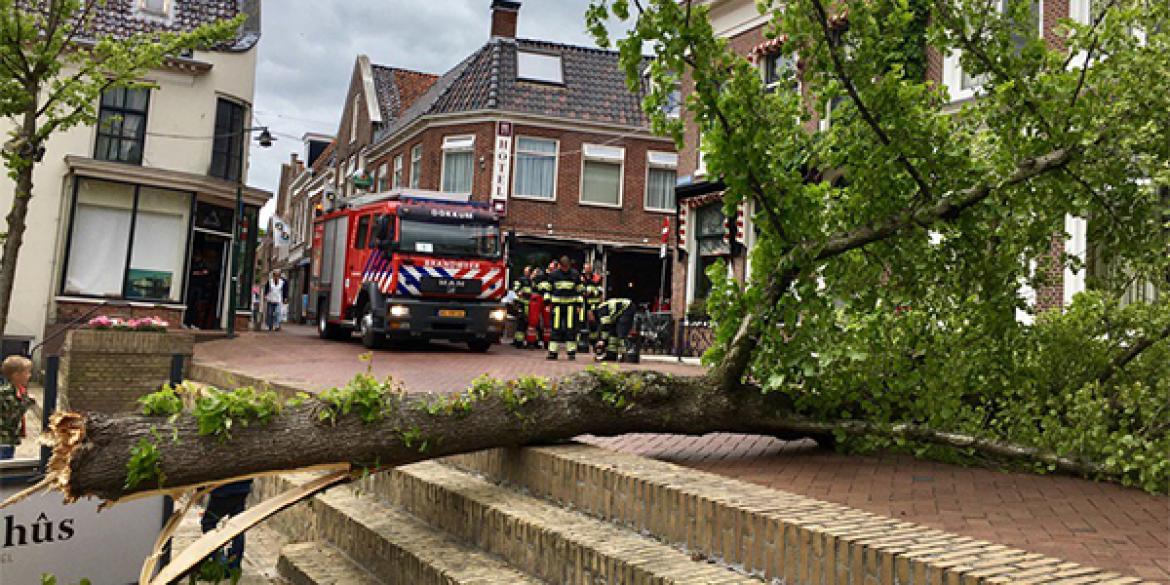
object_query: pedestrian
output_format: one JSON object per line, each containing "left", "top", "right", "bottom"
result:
{"left": 0, "top": 355, "right": 36, "bottom": 460}
{"left": 250, "top": 284, "right": 261, "bottom": 330}
{"left": 200, "top": 480, "right": 254, "bottom": 572}
{"left": 264, "top": 270, "right": 287, "bottom": 331}
{"left": 546, "top": 256, "right": 582, "bottom": 361}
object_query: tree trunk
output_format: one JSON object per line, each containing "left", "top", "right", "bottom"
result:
{"left": 35, "top": 369, "right": 1113, "bottom": 505}
{"left": 0, "top": 105, "right": 40, "bottom": 338}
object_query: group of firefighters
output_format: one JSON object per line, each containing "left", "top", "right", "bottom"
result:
{"left": 508, "top": 255, "right": 638, "bottom": 362}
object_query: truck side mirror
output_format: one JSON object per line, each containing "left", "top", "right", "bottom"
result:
{"left": 374, "top": 216, "right": 394, "bottom": 251}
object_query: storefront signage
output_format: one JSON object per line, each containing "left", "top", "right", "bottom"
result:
{"left": 195, "top": 202, "right": 234, "bottom": 233}
{"left": 0, "top": 482, "right": 164, "bottom": 584}
{"left": 491, "top": 121, "right": 513, "bottom": 202}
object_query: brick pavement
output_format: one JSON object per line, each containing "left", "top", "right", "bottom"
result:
{"left": 194, "top": 325, "right": 1170, "bottom": 582}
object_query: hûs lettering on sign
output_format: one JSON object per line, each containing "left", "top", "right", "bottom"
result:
{"left": 3, "top": 512, "right": 75, "bottom": 548}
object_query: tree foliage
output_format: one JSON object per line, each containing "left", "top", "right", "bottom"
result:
{"left": 0, "top": 0, "right": 241, "bottom": 335}
{"left": 589, "top": 0, "right": 1169, "bottom": 491}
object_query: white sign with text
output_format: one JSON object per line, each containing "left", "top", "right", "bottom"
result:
{"left": 0, "top": 481, "right": 164, "bottom": 585}
{"left": 491, "top": 121, "right": 514, "bottom": 201}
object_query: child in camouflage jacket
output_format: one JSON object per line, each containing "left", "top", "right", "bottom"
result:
{"left": 0, "top": 355, "right": 35, "bottom": 459}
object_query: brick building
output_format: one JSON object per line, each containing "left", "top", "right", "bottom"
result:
{"left": 279, "top": 0, "right": 679, "bottom": 309}
{"left": 670, "top": 0, "right": 1162, "bottom": 331}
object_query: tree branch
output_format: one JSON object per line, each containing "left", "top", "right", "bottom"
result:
{"left": 1067, "top": 0, "right": 1118, "bottom": 111}
{"left": 806, "top": 0, "right": 936, "bottom": 202}
{"left": 1094, "top": 323, "right": 1170, "bottom": 387}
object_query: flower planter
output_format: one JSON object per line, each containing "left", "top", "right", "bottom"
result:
{"left": 59, "top": 329, "right": 194, "bottom": 414}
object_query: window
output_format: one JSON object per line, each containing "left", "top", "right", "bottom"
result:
{"left": 410, "top": 144, "right": 422, "bottom": 188}
{"left": 644, "top": 70, "right": 682, "bottom": 119}
{"left": 350, "top": 95, "right": 360, "bottom": 143}
{"left": 399, "top": 220, "right": 501, "bottom": 259}
{"left": 513, "top": 137, "right": 557, "bottom": 200}
{"left": 696, "top": 133, "right": 708, "bottom": 178}
{"left": 355, "top": 215, "right": 371, "bottom": 249}
{"left": 377, "top": 162, "right": 389, "bottom": 192}
{"left": 943, "top": 0, "right": 1041, "bottom": 101}
{"left": 819, "top": 95, "right": 847, "bottom": 131}
{"left": 580, "top": 144, "right": 624, "bottom": 207}
{"left": 441, "top": 135, "right": 475, "bottom": 193}
{"left": 693, "top": 203, "right": 728, "bottom": 300}
{"left": 95, "top": 88, "right": 149, "bottom": 164}
{"left": 762, "top": 53, "right": 798, "bottom": 93}
{"left": 517, "top": 51, "right": 564, "bottom": 84}
{"left": 645, "top": 151, "right": 678, "bottom": 212}
{"left": 393, "top": 154, "right": 404, "bottom": 189}
{"left": 210, "top": 98, "right": 246, "bottom": 181}
{"left": 138, "top": 0, "right": 170, "bottom": 16}
{"left": 63, "top": 178, "right": 192, "bottom": 301}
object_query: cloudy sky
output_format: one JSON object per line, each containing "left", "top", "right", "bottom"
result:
{"left": 249, "top": 0, "right": 629, "bottom": 222}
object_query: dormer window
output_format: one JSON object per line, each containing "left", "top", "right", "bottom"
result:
{"left": 517, "top": 51, "right": 563, "bottom": 85}
{"left": 138, "top": 0, "right": 171, "bottom": 18}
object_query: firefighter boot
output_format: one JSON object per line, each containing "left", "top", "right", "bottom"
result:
{"left": 547, "top": 341, "right": 558, "bottom": 360}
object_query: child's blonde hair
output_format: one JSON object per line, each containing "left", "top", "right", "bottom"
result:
{"left": 1, "top": 355, "right": 32, "bottom": 380}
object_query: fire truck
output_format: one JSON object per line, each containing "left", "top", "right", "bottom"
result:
{"left": 310, "top": 188, "right": 508, "bottom": 352}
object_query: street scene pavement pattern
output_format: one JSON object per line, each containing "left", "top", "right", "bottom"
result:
{"left": 195, "top": 326, "right": 1170, "bottom": 581}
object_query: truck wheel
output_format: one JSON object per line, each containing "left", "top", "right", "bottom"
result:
{"left": 467, "top": 339, "right": 492, "bottom": 353}
{"left": 359, "top": 302, "right": 383, "bottom": 350}
{"left": 318, "top": 302, "right": 345, "bottom": 340}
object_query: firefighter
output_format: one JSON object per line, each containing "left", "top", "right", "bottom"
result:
{"left": 591, "top": 297, "right": 636, "bottom": 362}
{"left": 530, "top": 266, "right": 551, "bottom": 348}
{"left": 579, "top": 264, "right": 603, "bottom": 351}
{"left": 546, "top": 256, "right": 582, "bottom": 360}
{"left": 510, "top": 266, "right": 533, "bottom": 348}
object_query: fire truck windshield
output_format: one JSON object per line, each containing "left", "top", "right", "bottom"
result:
{"left": 398, "top": 219, "right": 501, "bottom": 259}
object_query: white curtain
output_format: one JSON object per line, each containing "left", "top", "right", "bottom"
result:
{"left": 582, "top": 160, "right": 621, "bottom": 206}
{"left": 646, "top": 168, "right": 676, "bottom": 210}
{"left": 442, "top": 150, "right": 473, "bottom": 193}
{"left": 65, "top": 191, "right": 133, "bottom": 297}
{"left": 514, "top": 138, "right": 556, "bottom": 199}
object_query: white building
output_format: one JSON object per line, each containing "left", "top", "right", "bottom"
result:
{"left": 0, "top": 0, "right": 270, "bottom": 357}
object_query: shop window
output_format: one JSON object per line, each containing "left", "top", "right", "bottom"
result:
{"left": 441, "top": 135, "right": 475, "bottom": 193}
{"left": 63, "top": 178, "right": 192, "bottom": 302}
{"left": 210, "top": 98, "right": 246, "bottom": 181}
{"left": 645, "top": 151, "right": 678, "bottom": 212}
{"left": 95, "top": 87, "right": 149, "bottom": 165}
{"left": 580, "top": 144, "right": 624, "bottom": 207}
{"left": 514, "top": 137, "right": 557, "bottom": 200}
{"left": 410, "top": 144, "right": 422, "bottom": 188}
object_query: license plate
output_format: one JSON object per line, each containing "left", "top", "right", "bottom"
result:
{"left": 438, "top": 309, "right": 465, "bottom": 318}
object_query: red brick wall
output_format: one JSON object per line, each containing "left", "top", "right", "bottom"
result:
{"left": 371, "top": 121, "right": 676, "bottom": 247}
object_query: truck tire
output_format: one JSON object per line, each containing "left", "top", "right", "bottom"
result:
{"left": 359, "top": 302, "right": 384, "bottom": 350}
{"left": 467, "top": 339, "right": 493, "bottom": 353}
{"left": 317, "top": 301, "right": 346, "bottom": 340}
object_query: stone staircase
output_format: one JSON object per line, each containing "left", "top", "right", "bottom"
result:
{"left": 257, "top": 444, "right": 1150, "bottom": 585}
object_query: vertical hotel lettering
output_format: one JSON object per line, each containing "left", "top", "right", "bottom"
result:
{"left": 492, "top": 121, "right": 513, "bottom": 201}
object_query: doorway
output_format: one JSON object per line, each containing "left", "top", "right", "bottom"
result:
{"left": 606, "top": 249, "right": 671, "bottom": 309}
{"left": 185, "top": 231, "right": 228, "bottom": 329}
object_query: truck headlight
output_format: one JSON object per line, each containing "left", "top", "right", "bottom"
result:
{"left": 489, "top": 309, "right": 507, "bottom": 321}
{"left": 389, "top": 305, "right": 410, "bottom": 318}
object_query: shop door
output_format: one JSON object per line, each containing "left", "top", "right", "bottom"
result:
{"left": 185, "top": 231, "right": 229, "bottom": 329}
{"left": 606, "top": 250, "right": 669, "bottom": 308}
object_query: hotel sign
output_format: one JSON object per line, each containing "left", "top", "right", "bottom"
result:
{"left": 491, "top": 121, "right": 513, "bottom": 204}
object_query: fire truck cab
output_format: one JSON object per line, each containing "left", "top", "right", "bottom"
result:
{"left": 310, "top": 189, "right": 507, "bottom": 352}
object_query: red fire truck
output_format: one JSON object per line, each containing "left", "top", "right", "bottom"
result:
{"left": 310, "top": 189, "right": 508, "bottom": 351}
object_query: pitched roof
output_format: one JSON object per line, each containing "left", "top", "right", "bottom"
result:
{"left": 370, "top": 65, "right": 440, "bottom": 122}
{"left": 374, "top": 37, "right": 651, "bottom": 144}
{"left": 48, "top": 0, "right": 260, "bottom": 51}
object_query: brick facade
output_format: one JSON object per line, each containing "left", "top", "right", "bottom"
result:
{"left": 59, "top": 329, "right": 193, "bottom": 413}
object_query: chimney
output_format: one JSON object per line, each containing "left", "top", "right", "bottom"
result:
{"left": 490, "top": 0, "right": 520, "bottom": 39}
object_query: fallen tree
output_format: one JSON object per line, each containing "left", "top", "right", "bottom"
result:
{"left": 8, "top": 0, "right": 1170, "bottom": 513}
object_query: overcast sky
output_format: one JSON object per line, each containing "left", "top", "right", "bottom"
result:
{"left": 249, "top": 0, "right": 628, "bottom": 222}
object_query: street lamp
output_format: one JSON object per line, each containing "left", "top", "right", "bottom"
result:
{"left": 227, "top": 126, "right": 275, "bottom": 338}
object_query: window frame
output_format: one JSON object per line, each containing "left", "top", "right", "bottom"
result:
{"left": 643, "top": 151, "right": 678, "bottom": 213}
{"left": 578, "top": 144, "right": 625, "bottom": 209}
{"left": 95, "top": 87, "right": 151, "bottom": 165}
{"left": 409, "top": 144, "right": 422, "bottom": 188}
{"left": 393, "top": 154, "right": 404, "bottom": 189}
{"left": 943, "top": 0, "right": 1044, "bottom": 102}
{"left": 137, "top": 0, "right": 171, "bottom": 18}
{"left": 440, "top": 134, "right": 476, "bottom": 194}
{"left": 209, "top": 97, "right": 247, "bottom": 182}
{"left": 350, "top": 95, "right": 360, "bottom": 144}
{"left": 376, "top": 162, "right": 389, "bottom": 192}
{"left": 355, "top": 214, "right": 371, "bottom": 249}
{"left": 511, "top": 135, "right": 560, "bottom": 202}
{"left": 59, "top": 176, "right": 196, "bottom": 303}
{"left": 516, "top": 50, "right": 565, "bottom": 85}
{"left": 761, "top": 52, "right": 800, "bottom": 94}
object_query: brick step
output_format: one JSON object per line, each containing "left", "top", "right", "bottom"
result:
{"left": 260, "top": 473, "right": 542, "bottom": 585}
{"left": 361, "top": 461, "right": 763, "bottom": 584}
{"left": 445, "top": 445, "right": 1150, "bottom": 585}
{"left": 277, "top": 541, "right": 381, "bottom": 585}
